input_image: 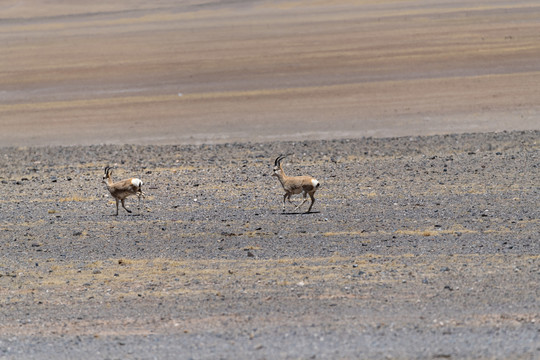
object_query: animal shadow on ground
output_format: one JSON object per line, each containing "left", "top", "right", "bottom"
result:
{"left": 104, "top": 212, "right": 143, "bottom": 217}
{"left": 281, "top": 211, "right": 321, "bottom": 215}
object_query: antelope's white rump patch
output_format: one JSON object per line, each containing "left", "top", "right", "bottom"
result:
{"left": 132, "top": 178, "right": 143, "bottom": 187}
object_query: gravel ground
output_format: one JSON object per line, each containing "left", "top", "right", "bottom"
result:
{"left": 0, "top": 130, "right": 539, "bottom": 359}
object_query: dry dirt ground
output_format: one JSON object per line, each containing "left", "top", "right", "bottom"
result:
{"left": 0, "top": 131, "right": 539, "bottom": 359}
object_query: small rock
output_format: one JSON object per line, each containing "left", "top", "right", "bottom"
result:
{"left": 247, "top": 251, "right": 255, "bottom": 257}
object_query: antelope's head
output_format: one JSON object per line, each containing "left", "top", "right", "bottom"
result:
{"left": 273, "top": 154, "right": 288, "bottom": 177}
{"left": 103, "top": 166, "right": 112, "bottom": 184}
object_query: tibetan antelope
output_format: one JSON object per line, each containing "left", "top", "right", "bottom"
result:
{"left": 102, "top": 166, "right": 145, "bottom": 215}
{"left": 272, "top": 154, "right": 320, "bottom": 213}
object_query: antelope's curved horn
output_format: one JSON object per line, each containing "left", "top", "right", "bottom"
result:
{"left": 274, "top": 154, "right": 287, "bottom": 166}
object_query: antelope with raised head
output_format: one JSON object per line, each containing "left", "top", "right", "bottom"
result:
{"left": 102, "top": 166, "right": 145, "bottom": 215}
{"left": 272, "top": 154, "right": 320, "bottom": 213}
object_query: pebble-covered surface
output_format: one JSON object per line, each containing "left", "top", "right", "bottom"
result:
{"left": 0, "top": 131, "right": 539, "bottom": 359}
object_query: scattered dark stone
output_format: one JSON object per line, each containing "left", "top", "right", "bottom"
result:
{"left": 222, "top": 231, "right": 238, "bottom": 237}
{"left": 433, "top": 354, "right": 452, "bottom": 359}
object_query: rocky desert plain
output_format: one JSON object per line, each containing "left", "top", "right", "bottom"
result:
{"left": 1, "top": 0, "right": 539, "bottom": 359}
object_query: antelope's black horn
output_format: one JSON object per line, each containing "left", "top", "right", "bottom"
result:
{"left": 275, "top": 154, "right": 286, "bottom": 166}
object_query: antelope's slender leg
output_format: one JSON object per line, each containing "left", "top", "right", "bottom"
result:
{"left": 121, "top": 199, "right": 132, "bottom": 213}
{"left": 115, "top": 199, "right": 119, "bottom": 216}
{"left": 286, "top": 194, "right": 297, "bottom": 205}
{"left": 294, "top": 193, "right": 309, "bottom": 211}
{"left": 307, "top": 192, "right": 316, "bottom": 213}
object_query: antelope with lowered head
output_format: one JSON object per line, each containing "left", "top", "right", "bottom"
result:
{"left": 272, "top": 154, "right": 320, "bottom": 213}
{"left": 102, "top": 166, "right": 145, "bottom": 215}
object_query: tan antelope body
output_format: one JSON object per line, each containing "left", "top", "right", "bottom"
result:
{"left": 272, "top": 154, "right": 320, "bottom": 213}
{"left": 102, "top": 166, "right": 145, "bottom": 215}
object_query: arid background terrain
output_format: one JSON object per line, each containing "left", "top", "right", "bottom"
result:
{"left": 1, "top": 0, "right": 540, "bottom": 145}
{"left": 1, "top": 0, "right": 539, "bottom": 359}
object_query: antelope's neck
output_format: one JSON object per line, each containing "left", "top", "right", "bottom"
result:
{"left": 276, "top": 171, "right": 288, "bottom": 185}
